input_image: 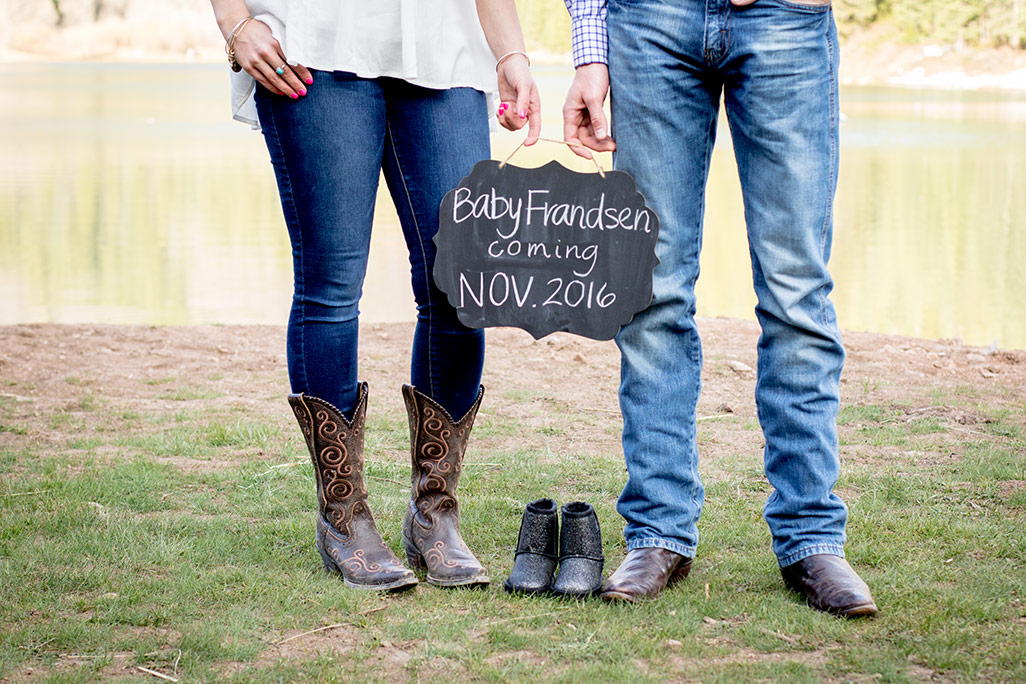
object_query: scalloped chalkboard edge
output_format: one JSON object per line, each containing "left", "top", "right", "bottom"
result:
{"left": 433, "top": 158, "right": 662, "bottom": 342}
{"left": 452, "top": 308, "right": 631, "bottom": 342}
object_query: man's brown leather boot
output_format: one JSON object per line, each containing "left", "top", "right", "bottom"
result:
{"left": 289, "top": 383, "right": 417, "bottom": 591}
{"left": 781, "top": 554, "right": 878, "bottom": 616}
{"left": 401, "top": 384, "right": 490, "bottom": 588}
{"left": 600, "top": 548, "right": 692, "bottom": 602}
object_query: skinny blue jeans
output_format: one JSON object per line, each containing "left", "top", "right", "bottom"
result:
{"left": 255, "top": 73, "right": 488, "bottom": 419}
{"left": 608, "top": 0, "right": 848, "bottom": 566}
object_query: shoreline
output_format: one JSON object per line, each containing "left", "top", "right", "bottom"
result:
{"left": 3, "top": 44, "right": 1026, "bottom": 94}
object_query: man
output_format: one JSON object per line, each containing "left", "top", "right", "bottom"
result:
{"left": 562, "top": 0, "right": 877, "bottom": 615}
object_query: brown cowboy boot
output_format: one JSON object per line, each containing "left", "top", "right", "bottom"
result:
{"left": 600, "top": 548, "right": 692, "bottom": 603}
{"left": 289, "top": 383, "right": 417, "bottom": 592}
{"left": 401, "top": 384, "right": 490, "bottom": 587}
{"left": 781, "top": 554, "right": 879, "bottom": 617}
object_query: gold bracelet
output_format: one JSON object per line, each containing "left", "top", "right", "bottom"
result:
{"left": 226, "top": 16, "right": 254, "bottom": 72}
{"left": 496, "top": 50, "right": 530, "bottom": 72}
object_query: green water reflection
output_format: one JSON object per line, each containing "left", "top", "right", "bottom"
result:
{"left": 1, "top": 64, "right": 1023, "bottom": 349}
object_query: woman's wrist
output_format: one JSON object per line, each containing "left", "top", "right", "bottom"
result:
{"left": 214, "top": 3, "right": 252, "bottom": 40}
{"left": 496, "top": 50, "right": 530, "bottom": 72}
{"left": 224, "top": 15, "right": 253, "bottom": 42}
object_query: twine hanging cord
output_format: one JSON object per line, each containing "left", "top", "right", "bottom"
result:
{"left": 499, "top": 137, "right": 606, "bottom": 177}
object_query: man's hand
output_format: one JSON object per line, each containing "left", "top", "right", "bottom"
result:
{"left": 562, "top": 63, "right": 616, "bottom": 160}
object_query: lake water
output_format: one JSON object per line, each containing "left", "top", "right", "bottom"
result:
{"left": 1, "top": 63, "right": 1024, "bottom": 349}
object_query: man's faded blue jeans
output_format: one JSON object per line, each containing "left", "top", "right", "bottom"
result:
{"left": 608, "top": 0, "right": 848, "bottom": 566}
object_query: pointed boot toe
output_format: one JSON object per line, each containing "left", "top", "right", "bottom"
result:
{"left": 401, "top": 384, "right": 490, "bottom": 588}
{"left": 504, "top": 498, "right": 559, "bottom": 594}
{"left": 290, "top": 384, "right": 417, "bottom": 593}
{"left": 599, "top": 548, "right": 691, "bottom": 603}
{"left": 781, "top": 554, "right": 878, "bottom": 617}
{"left": 316, "top": 514, "right": 417, "bottom": 592}
{"left": 551, "top": 502, "right": 604, "bottom": 598}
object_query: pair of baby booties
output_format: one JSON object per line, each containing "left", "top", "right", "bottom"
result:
{"left": 504, "top": 499, "right": 604, "bottom": 597}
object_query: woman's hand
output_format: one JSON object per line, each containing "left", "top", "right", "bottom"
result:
{"left": 233, "top": 19, "right": 313, "bottom": 99}
{"left": 495, "top": 54, "right": 541, "bottom": 145}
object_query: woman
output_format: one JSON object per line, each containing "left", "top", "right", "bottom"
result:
{"left": 210, "top": 0, "right": 540, "bottom": 591}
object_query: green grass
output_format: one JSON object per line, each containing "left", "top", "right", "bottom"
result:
{"left": 164, "top": 387, "right": 227, "bottom": 402}
{"left": 1, "top": 393, "right": 1025, "bottom": 682}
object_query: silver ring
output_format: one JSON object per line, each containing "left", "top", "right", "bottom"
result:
{"left": 275, "top": 64, "right": 286, "bottom": 76}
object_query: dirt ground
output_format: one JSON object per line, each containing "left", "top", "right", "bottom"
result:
{"left": 1, "top": 317, "right": 1024, "bottom": 471}
{"left": 2, "top": 318, "right": 1026, "bottom": 681}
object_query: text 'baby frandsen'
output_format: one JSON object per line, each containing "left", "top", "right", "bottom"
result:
{"left": 451, "top": 187, "right": 654, "bottom": 239}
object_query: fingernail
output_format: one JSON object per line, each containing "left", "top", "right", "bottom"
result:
{"left": 290, "top": 93, "right": 299, "bottom": 100}
{"left": 305, "top": 78, "right": 313, "bottom": 85}
{"left": 596, "top": 128, "right": 607, "bottom": 139}
{"left": 299, "top": 89, "right": 307, "bottom": 96}
{"left": 498, "top": 104, "right": 508, "bottom": 113}
{"left": 519, "top": 109, "right": 526, "bottom": 119}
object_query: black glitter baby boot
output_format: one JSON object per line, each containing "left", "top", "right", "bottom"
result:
{"left": 504, "top": 498, "right": 559, "bottom": 594}
{"left": 551, "top": 501, "right": 604, "bottom": 598}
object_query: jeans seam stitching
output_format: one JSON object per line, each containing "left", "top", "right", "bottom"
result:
{"left": 385, "top": 120, "right": 435, "bottom": 399}
{"left": 702, "top": 0, "right": 711, "bottom": 64}
{"left": 723, "top": 2, "right": 733, "bottom": 58}
{"left": 263, "top": 100, "right": 308, "bottom": 393}
{"left": 769, "top": 0, "right": 832, "bottom": 12}
{"left": 820, "top": 17, "right": 837, "bottom": 330}
{"left": 689, "top": 107, "right": 716, "bottom": 370}
{"left": 684, "top": 109, "right": 718, "bottom": 512}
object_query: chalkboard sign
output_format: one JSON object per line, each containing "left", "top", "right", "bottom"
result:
{"left": 433, "top": 160, "right": 660, "bottom": 341}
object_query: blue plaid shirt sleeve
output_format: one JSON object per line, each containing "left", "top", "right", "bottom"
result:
{"left": 563, "top": 0, "right": 608, "bottom": 66}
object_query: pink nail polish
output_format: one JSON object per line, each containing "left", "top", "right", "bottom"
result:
{"left": 299, "top": 89, "right": 307, "bottom": 96}
{"left": 519, "top": 109, "right": 526, "bottom": 119}
{"left": 305, "top": 78, "right": 313, "bottom": 85}
{"left": 290, "top": 93, "right": 299, "bottom": 100}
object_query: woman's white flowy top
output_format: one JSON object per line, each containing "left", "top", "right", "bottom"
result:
{"left": 230, "top": 0, "right": 496, "bottom": 127}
